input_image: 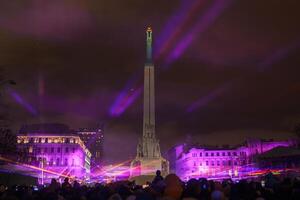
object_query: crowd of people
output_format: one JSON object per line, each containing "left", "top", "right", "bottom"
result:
{"left": 1, "top": 170, "right": 300, "bottom": 200}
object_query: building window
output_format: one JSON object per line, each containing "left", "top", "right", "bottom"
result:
{"left": 64, "top": 158, "right": 68, "bottom": 166}
{"left": 199, "top": 153, "right": 202, "bottom": 157}
{"left": 205, "top": 153, "right": 208, "bottom": 157}
{"left": 199, "top": 162, "right": 202, "bottom": 166}
{"left": 228, "top": 152, "right": 231, "bottom": 156}
{"left": 57, "top": 148, "right": 61, "bottom": 153}
{"left": 228, "top": 160, "right": 232, "bottom": 166}
{"left": 96, "top": 151, "right": 100, "bottom": 157}
{"left": 211, "top": 153, "right": 214, "bottom": 156}
{"left": 65, "top": 147, "right": 69, "bottom": 153}
{"left": 206, "top": 161, "right": 209, "bottom": 166}
{"left": 217, "top": 161, "right": 220, "bottom": 166}
{"left": 233, "top": 152, "right": 237, "bottom": 156}
{"left": 56, "top": 158, "right": 60, "bottom": 166}
{"left": 28, "top": 146, "right": 33, "bottom": 153}
{"left": 51, "top": 147, "right": 54, "bottom": 153}
{"left": 222, "top": 161, "right": 226, "bottom": 166}
{"left": 217, "top": 152, "right": 220, "bottom": 156}
{"left": 234, "top": 161, "right": 237, "bottom": 165}
{"left": 72, "top": 148, "right": 75, "bottom": 153}
{"left": 211, "top": 161, "right": 214, "bottom": 166}
{"left": 222, "top": 152, "right": 225, "bottom": 156}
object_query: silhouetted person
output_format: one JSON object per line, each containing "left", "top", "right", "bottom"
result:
{"left": 182, "top": 178, "right": 201, "bottom": 199}
{"left": 62, "top": 177, "right": 71, "bottom": 191}
{"left": 152, "top": 170, "right": 164, "bottom": 185}
{"left": 49, "top": 178, "right": 60, "bottom": 192}
{"left": 73, "top": 180, "right": 80, "bottom": 189}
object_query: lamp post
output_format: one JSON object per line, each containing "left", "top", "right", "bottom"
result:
{"left": 40, "top": 155, "right": 47, "bottom": 185}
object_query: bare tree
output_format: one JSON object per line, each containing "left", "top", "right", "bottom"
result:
{"left": 0, "top": 67, "right": 16, "bottom": 156}
{"left": 0, "top": 128, "right": 16, "bottom": 154}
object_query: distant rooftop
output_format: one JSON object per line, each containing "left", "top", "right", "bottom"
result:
{"left": 78, "top": 128, "right": 102, "bottom": 132}
{"left": 258, "top": 146, "right": 300, "bottom": 159}
{"left": 185, "top": 143, "right": 242, "bottom": 151}
{"left": 19, "top": 123, "right": 73, "bottom": 135}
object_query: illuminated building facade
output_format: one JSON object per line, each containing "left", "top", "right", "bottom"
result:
{"left": 169, "top": 139, "right": 296, "bottom": 181}
{"left": 17, "top": 124, "right": 91, "bottom": 183}
{"left": 77, "top": 128, "right": 104, "bottom": 167}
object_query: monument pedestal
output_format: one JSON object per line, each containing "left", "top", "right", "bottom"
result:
{"left": 130, "top": 157, "right": 169, "bottom": 177}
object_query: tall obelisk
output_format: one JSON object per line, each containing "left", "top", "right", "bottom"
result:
{"left": 131, "top": 27, "right": 169, "bottom": 178}
{"left": 143, "top": 27, "right": 158, "bottom": 157}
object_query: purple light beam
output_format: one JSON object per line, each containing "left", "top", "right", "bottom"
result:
{"left": 165, "top": 0, "right": 233, "bottom": 67}
{"left": 258, "top": 40, "right": 300, "bottom": 72}
{"left": 186, "top": 82, "right": 232, "bottom": 113}
{"left": 7, "top": 88, "right": 38, "bottom": 116}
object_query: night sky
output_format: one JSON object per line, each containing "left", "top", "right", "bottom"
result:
{"left": 1, "top": 0, "right": 300, "bottom": 163}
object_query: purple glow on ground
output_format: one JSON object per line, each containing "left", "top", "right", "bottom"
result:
{"left": 165, "top": 0, "right": 233, "bottom": 67}
{"left": 7, "top": 88, "right": 38, "bottom": 115}
{"left": 186, "top": 82, "right": 232, "bottom": 113}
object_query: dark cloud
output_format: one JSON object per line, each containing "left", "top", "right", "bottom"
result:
{"left": 1, "top": 0, "right": 300, "bottom": 164}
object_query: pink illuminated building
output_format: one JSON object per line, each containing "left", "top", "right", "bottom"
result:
{"left": 168, "top": 139, "right": 297, "bottom": 181}
{"left": 16, "top": 124, "right": 91, "bottom": 184}
{"left": 77, "top": 128, "right": 104, "bottom": 167}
